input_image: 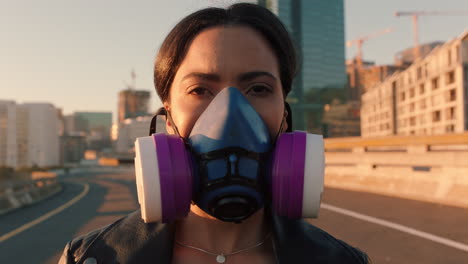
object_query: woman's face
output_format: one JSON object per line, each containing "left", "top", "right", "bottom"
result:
{"left": 165, "top": 25, "right": 286, "bottom": 138}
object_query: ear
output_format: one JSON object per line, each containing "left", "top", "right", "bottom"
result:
{"left": 163, "top": 102, "right": 174, "bottom": 135}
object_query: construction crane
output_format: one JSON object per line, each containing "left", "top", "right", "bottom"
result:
{"left": 346, "top": 28, "right": 394, "bottom": 67}
{"left": 395, "top": 11, "right": 468, "bottom": 60}
{"left": 122, "top": 69, "right": 137, "bottom": 90}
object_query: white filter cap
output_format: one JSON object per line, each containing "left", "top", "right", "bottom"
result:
{"left": 135, "top": 136, "right": 162, "bottom": 223}
{"left": 302, "top": 134, "right": 325, "bottom": 218}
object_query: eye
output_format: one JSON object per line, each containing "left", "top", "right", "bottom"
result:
{"left": 246, "top": 84, "right": 273, "bottom": 97}
{"left": 188, "top": 86, "right": 213, "bottom": 97}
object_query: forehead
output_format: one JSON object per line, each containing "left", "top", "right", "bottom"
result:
{"left": 176, "top": 25, "right": 279, "bottom": 77}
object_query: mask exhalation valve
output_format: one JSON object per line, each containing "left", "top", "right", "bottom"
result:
{"left": 210, "top": 196, "right": 258, "bottom": 223}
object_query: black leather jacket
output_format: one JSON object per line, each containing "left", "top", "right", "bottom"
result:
{"left": 59, "top": 210, "right": 369, "bottom": 264}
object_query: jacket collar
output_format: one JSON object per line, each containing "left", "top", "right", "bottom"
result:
{"left": 94, "top": 209, "right": 364, "bottom": 264}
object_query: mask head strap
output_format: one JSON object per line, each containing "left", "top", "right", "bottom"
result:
{"left": 273, "top": 101, "right": 293, "bottom": 142}
{"left": 149, "top": 107, "right": 165, "bottom": 136}
{"left": 149, "top": 107, "right": 183, "bottom": 138}
{"left": 285, "top": 101, "right": 293, "bottom": 132}
{"left": 151, "top": 102, "right": 293, "bottom": 139}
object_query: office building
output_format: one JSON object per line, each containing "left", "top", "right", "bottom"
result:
{"left": 22, "top": 103, "right": 60, "bottom": 167}
{"left": 16, "top": 105, "right": 29, "bottom": 167}
{"left": 322, "top": 100, "right": 361, "bottom": 137}
{"left": 0, "top": 101, "right": 60, "bottom": 168}
{"left": 259, "top": 0, "right": 346, "bottom": 131}
{"left": 60, "top": 133, "right": 87, "bottom": 164}
{"left": 73, "top": 112, "right": 112, "bottom": 136}
{"left": 63, "top": 114, "right": 77, "bottom": 135}
{"left": 118, "top": 89, "right": 151, "bottom": 123}
{"left": 394, "top": 41, "right": 444, "bottom": 67}
{"left": 346, "top": 59, "right": 403, "bottom": 101}
{"left": 114, "top": 116, "right": 154, "bottom": 153}
{"left": 63, "top": 112, "right": 112, "bottom": 151}
{"left": 361, "top": 31, "right": 468, "bottom": 137}
{"left": 360, "top": 74, "right": 398, "bottom": 137}
{"left": 0, "top": 100, "right": 18, "bottom": 168}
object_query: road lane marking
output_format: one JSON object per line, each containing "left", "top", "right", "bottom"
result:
{"left": 0, "top": 182, "right": 90, "bottom": 243}
{"left": 321, "top": 203, "right": 468, "bottom": 253}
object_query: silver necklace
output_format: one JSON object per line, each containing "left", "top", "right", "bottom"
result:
{"left": 175, "top": 233, "right": 271, "bottom": 263}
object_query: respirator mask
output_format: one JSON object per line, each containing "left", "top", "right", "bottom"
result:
{"left": 134, "top": 87, "right": 324, "bottom": 223}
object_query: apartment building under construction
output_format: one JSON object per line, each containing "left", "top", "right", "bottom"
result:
{"left": 361, "top": 30, "right": 468, "bottom": 137}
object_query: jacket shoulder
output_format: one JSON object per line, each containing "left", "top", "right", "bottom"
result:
{"left": 302, "top": 221, "right": 369, "bottom": 263}
{"left": 58, "top": 210, "right": 175, "bottom": 264}
{"left": 272, "top": 214, "right": 369, "bottom": 264}
{"left": 59, "top": 216, "right": 125, "bottom": 264}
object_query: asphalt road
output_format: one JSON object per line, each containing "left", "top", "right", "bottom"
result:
{"left": 0, "top": 167, "right": 138, "bottom": 264}
{"left": 1, "top": 167, "right": 467, "bottom": 264}
{"left": 309, "top": 188, "right": 468, "bottom": 264}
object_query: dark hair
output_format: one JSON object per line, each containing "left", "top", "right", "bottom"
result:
{"left": 154, "top": 3, "right": 297, "bottom": 102}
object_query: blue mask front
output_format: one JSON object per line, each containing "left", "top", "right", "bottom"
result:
{"left": 135, "top": 87, "right": 324, "bottom": 224}
{"left": 188, "top": 87, "right": 272, "bottom": 222}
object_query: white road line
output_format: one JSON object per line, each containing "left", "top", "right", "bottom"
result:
{"left": 0, "top": 182, "right": 90, "bottom": 243}
{"left": 321, "top": 203, "right": 468, "bottom": 253}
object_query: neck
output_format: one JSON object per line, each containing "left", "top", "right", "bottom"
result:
{"left": 175, "top": 204, "right": 270, "bottom": 254}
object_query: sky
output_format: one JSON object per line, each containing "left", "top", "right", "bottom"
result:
{"left": 1, "top": 0, "right": 467, "bottom": 122}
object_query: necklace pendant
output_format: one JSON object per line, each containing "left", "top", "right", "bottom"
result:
{"left": 216, "top": 254, "right": 226, "bottom": 263}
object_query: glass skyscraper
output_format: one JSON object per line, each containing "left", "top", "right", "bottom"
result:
{"left": 74, "top": 112, "right": 113, "bottom": 136}
{"left": 258, "top": 0, "right": 346, "bottom": 131}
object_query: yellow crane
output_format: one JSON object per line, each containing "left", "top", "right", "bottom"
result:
{"left": 346, "top": 28, "right": 394, "bottom": 67}
{"left": 395, "top": 11, "right": 468, "bottom": 60}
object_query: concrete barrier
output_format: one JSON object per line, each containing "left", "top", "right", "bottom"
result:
{"left": 324, "top": 132, "right": 468, "bottom": 208}
{"left": 0, "top": 178, "right": 62, "bottom": 215}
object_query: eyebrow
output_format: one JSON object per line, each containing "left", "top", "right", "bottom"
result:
{"left": 181, "top": 72, "right": 220, "bottom": 82}
{"left": 238, "top": 71, "right": 277, "bottom": 82}
{"left": 181, "top": 71, "right": 277, "bottom": 83}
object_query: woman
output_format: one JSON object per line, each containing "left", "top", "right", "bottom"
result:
{"left": 59, "top": 3, "right": 368, "bottom": 264}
